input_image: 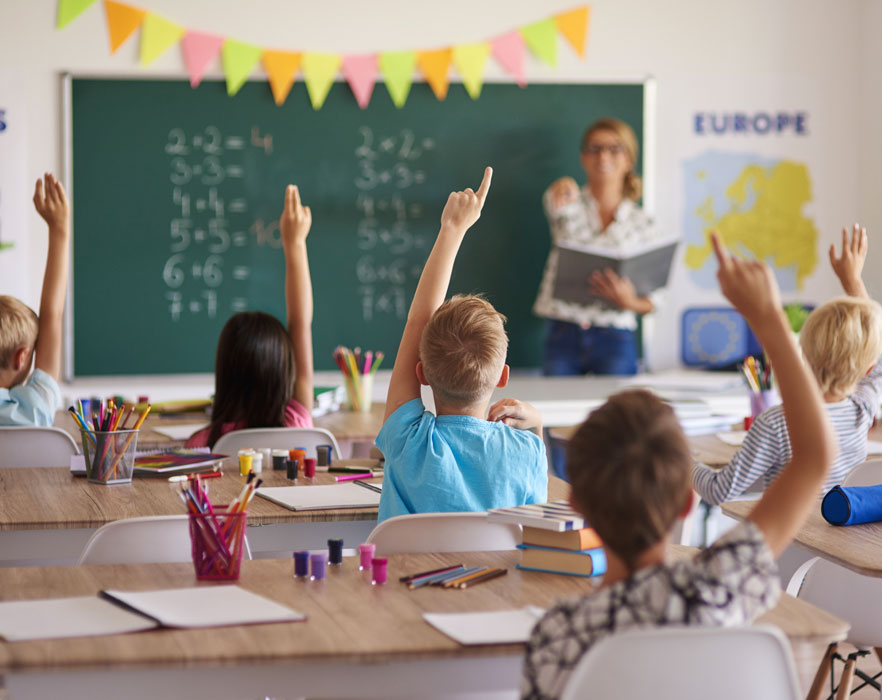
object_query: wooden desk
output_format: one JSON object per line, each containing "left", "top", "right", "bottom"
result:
{"left": 722, "top": 500, "right": 882, "bottom": 578}
{"left": 0, "top": 465, "right": 570, "bottom": 566}
{"left": 0, "top": 549, "right": 847, "bottom": 700}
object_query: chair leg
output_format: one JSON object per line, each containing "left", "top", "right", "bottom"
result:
{"left": 806, "top": 643, "right": 837, "bottom": 700}
{"left": 835, "top": 656, "right": 856, "bottom": 700}
{"left": 875, "top": 647, "right": 882, "bottom": 666}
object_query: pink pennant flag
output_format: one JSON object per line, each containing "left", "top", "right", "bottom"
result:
{"left": 492, "top": 31, "right": 526, "bottom": 87}
{"left": 342, "top": 54, "right": 377, "bottom": 109}
{"left": 181, "top": 30, "right": 224, "bottom": 88}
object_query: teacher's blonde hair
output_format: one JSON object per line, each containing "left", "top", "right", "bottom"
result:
{"left": 581, "top": 118, "right": 642, "bottom": 201}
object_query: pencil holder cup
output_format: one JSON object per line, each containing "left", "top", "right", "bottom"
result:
{"left": 188, "top": 508, "right": 247, "bottom": 581}
{"left": 345, "top": 373, "right": 374, "bottom": 413}
{"left": 81, "top": 429, "right": 139, "bottom": 485}
{"left": 749, "top": 389, "right": 780, "bottom": 419}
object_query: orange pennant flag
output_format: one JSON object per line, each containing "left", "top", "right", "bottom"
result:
{"left": 262, "top": 50, "right": 301, "bottom": 106}
{"left": 104, "top": 0, "right": 145, "bottom": 54}
{"left": 417, "top": 49, "right": 452, "bottom": 101}
{"left": 555, "top": 5, "right": 590, "bottom": 58}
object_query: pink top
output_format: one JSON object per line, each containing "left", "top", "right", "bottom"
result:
{"left": 185, "top": 398, "right": 313, "bottom": 448}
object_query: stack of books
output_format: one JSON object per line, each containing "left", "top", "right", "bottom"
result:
{"left": 488, "top": 502, "right": 606, "bottom": 578}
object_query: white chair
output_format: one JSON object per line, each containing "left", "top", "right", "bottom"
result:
{"left": 0, "top": 426, "right": 80, "bottom": 467}
{"left": 787, "top": 557, "right": 882, "bottom": 700}
{"left": 842, "top": 458, "right": 882, "bottom": 487}
{"left": 77, "top": 515, "right": 252, "bottom": 565}
{"left": 560, "top": 625, "right": 800, "bottom": 700}
{"left": 366, "top": 512, "right": 521, "bottom": 555}
{"left": 213, "top": 427, "right": 341, "bottom": 458}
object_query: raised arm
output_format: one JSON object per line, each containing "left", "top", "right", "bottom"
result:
{"left": 383, "top": 167, "right": 493, "bottom": 421}
{"left": 829, "top": 223, "right": 869, "bottom": 298}
{"left": 280, "top": 185, "right": 314, "bottom": 412}
{"left": 711, "top": 233, "right": 836, "bottom": 556}
{"left": 32, "top": 173, "right": 70, "bottom": 381}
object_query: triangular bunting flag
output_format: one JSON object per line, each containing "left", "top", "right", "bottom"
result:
{"left": 262, "top": 50, "right": 301, "bottom": 106}
{"left": 181, "top": 31, "right": 224, "bottom": 87}
{"left": 104, "top": 1, "right": 145, "bottom": 53}
{"left": 555, "top": 5, "right": 590, "bottom": 58}
{"left": 521, "top": 17, "right": 557, "bottom": 67}
{"left": 301, "top": 52, "right": 341, "bottom": 110}
{"left": 417, "top": 49, "right": 452, "bottom": 100}
{"left": 380, "top": 51, "right": 416, "bottom": 108}
{"left": 491, "top": 31, "right": 526, "bottom": 87}
{"left": 222, "top": 39, "right": 262, "bottom": 96}
{"left": 342, "top": 54, "right": 378, "bottom": 109}
{"left": 139, "top": 13, "right": 184, "bottom": 66}
{"left": 452, "top": 43, "right": 491, "bottom": 100}
{"left": 57, "top": 0, "right": 97, "bottom": 29}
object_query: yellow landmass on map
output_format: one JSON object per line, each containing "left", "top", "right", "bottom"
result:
{"left": 684, "top": 161, "right": 818, "bottom": 289}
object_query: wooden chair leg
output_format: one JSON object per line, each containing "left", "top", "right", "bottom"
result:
{"left": 834, "top": 656, "right": 856, "bottom": 700}
{"left": 806, "top": 643, "right": 837, "bottom": 700}
{"left": 874, "top": 647, "right": 882, "bottom": 666}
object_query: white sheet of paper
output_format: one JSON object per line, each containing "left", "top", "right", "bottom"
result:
{"left": 423, "top": 606, "right": 546, "bottom": 645}
{"left": 0, "top": 596, "right": 156, "bottom": 641}
{"left": 622, "top": 371, "right": 743, "bottom": 393}
{"left": 257, "top": 483, "right": 381, "bottom": 511}
{"left": 150, "top": 423, "right": 207, "bottom": 440}
{"left": 716, "top": 430, "right": 748, "bottom": 446}
{"left": 101, "top": 585, "right": 304, "bottom": 629}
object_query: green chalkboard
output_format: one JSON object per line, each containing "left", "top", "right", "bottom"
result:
{"left": 69, "top": 77, "right": 645, "bottom": 375}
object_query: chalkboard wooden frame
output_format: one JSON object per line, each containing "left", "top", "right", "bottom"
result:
{"left": 62, "top": 73, "right": 654, "bottom": 379}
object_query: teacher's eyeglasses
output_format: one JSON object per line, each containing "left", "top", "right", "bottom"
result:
{"left": 582, "top": 144, "right": 626, "bottom": 156}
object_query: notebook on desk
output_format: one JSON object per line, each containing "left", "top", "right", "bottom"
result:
{"left": 256, "top": 483, "right": 382, "bottom": 511}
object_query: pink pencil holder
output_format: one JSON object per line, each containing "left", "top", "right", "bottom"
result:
{"left": 749, "top": 389, "right": 780, "bottom": 418}
{"left": 188, "top": 508, "right": 247, "bottom": 581}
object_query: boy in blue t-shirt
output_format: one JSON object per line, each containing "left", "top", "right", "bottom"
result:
{"left": 376, "top": 167, "right": 548, "bottom": 521}
{"left": 0, "top": 174, "right": 69, "bottom": 426}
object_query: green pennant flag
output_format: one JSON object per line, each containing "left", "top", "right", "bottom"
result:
{"left": 380, "top": 51, "right": 416, "bottom": 108}
{"left": 222, "top": 39, "right": 262, "bottom": 96}
{"left": 521, "top": 17, "right": 558, "bottom": 67}
{"left": 57, "top": 0, "right": 97, "bottom": 29}
{"left": 301, "top": 52, "right": 341, "bottom": 110}
{"left": 452, "top": 43, "right": 491, "bottom": 100}
{"left": 140, "top": 13, "right": 184, "bottom": 66}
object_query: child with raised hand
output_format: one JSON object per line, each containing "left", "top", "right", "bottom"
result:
{"left": 186, "top": 185, "right": 315, "bottom": 448}
{"left": 521, "top": 233, "right": 836, "bottom": 700}
{"left": 0, "top": 173, "right": 70, "bottom": 426}
{"left": 693, "top": 223, "right": 882, "bottom": 505}
{"left": 376, "top": 167, "right": 548, "bottom": 521}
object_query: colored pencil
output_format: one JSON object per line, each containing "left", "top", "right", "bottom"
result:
{"left": 458, "top": 568, "right": 507, "bottom": 588}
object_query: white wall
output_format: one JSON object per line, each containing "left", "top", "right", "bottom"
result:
{"left": 0, "top": 0, "right": 874, "bottom": 386}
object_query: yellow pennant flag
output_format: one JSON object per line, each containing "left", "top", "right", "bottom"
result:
{"left": 104, "top": 1, "right": 145, "bottom": 54}
{"left": 140, "top": 12, "right": 184, "bottom": 66}
{"left": 57, "top": 0, "right": 97, "bottom": 29}
{"left": 555, "top": 5, "right": 590, "bottom": 58}
{"left": 452, "top": 43, "right": 490, "bottom": 100}
{"left": 520, "top": 17, "right": 557, "bottom": 67}
{"left": 222, "top": 39, "right": 262, "bottom": 96}
{"left": 380, "top": 51, "right": 416, "bottom": 108}
{"left": 301, "top": 52, "right": 341, "bottom": 110}
{"left": 417, "top": 49, "right": 452, "bottom": 100}
{"left": 262, "top": 50, "right": 301, "bottom": 106}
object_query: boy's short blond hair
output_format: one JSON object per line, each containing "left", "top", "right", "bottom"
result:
{"left": 0, "top": 296, "right": 38, "bottom": 369}
{"left": 800, "top": 296, "right": 882, "bottom": 397}
{"left": 419, "top": 294, "right": 508, "bottom": 406}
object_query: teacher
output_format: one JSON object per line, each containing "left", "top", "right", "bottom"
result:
{"left": 533, "top": 117, "right": 662, "bottom": 376}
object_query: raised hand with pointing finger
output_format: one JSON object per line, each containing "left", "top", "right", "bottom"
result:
{"left": 440, "top": 166, "right": 493, "bottom": 233}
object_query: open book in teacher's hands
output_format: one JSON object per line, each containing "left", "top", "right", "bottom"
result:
{"left": 552, "top": 237, "right": 680, "bottom": 310}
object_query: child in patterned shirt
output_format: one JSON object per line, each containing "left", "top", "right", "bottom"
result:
{"left": 521, "top": 233, "right": 837, "bottom": 700}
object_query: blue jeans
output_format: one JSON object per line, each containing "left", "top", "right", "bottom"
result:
{"left": 543, "top": 321, "right": 639, "bottom": 479}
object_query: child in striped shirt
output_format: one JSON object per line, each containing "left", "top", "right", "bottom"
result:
{"left": 694, "top": 224, "right": 882, "bottom": 505}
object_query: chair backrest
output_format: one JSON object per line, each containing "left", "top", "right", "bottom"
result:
{"left": 0, "top": 426, "right": 80, "bottom": 467}
{"left": 77, "top": 515, "right": 252, "bottom": 565}
{"left": 560, "top": 625, "right": 800, "bottom": 700}
{"left": 843, "top": 458, "right": 882, "bottom": 487}
{"left": 787, "top": 556, "right": 882, "bottom": 648}
{"left": 212, "top": 427, "right": 341, "bottom": 458}
{"left": 366, "top": 512, "right": 521, "bottom": 555}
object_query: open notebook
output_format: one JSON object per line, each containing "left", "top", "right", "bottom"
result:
{"left": 0, "top": 586, "right": 304, "bottom": 642}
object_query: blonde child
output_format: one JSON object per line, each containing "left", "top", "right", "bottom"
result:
{"left": 187, "top": 185, "right": 314, "bottom": 447}
{"left": 376, "top": 167, "right": 548, "bottom": 521}
{"left": 521, "top": 233, "right": 836, "bottom": 699}
{"left": 694, "top": 224, "right": 882, "bottom": 504}
{"left": 0, "top": 174, "right": 69, "bottom": 426}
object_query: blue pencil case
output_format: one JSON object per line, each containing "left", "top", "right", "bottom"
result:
{"left": 821, "top": 484, "right": 882, "bottom": 526}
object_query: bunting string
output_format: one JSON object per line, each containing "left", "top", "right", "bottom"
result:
{"left": 57, "top": 0, "right": 590, "bottom": 109}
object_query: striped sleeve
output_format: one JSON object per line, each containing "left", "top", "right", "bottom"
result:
{"left": 692, "top": 406, "right": 789, "bottom": 506}
{"left": 850, "top": 354, "right": 882, "bottom": 421}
